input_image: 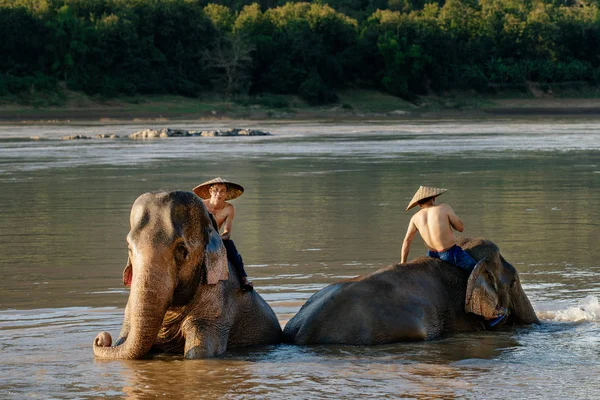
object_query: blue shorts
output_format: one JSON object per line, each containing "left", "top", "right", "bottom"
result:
{"left": 427, "top": 245, "right": 477, "bottom": 272}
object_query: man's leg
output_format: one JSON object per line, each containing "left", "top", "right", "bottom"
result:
{"left": 433, "top": 249, "right": 454, "bottom": 264}
{"left": 452, "top": 246, "right": 477, "bottom": 272}
{"left": 427, "top": 250, "right": 440, "bottom": 259}
{"left": 433, "top": 246, "right": 475, "bottom": 271}
{"left": 222, "top": 239, "right": 253, "bottom": 291}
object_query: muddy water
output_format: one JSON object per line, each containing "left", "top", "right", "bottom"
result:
{"left": 1, "top": 120, "right": 599, "bottom": 399}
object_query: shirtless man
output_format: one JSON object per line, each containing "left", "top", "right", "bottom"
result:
{"left": 193, "top": 177, "right": 254, "bottom": 291}
{"left": 401, "top": 186, "right": 477, "bottom": 271}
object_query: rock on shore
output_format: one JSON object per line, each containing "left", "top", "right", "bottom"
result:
{"left": 129, "top": 128, "right": 270, "bottom": 139}
{"left": 59, "top": 128, "right": 270, "bottom": 140}
{"left": 61, "top": 134, "right": 119, "bottom": 140}
{"left": 61, "top": 134, "right": 91, "bottom": 140}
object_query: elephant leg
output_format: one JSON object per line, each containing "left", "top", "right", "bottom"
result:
{"left": 183, "top": 323, "right": 230, "bottom": 359}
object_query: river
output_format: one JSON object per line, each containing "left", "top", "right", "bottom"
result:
{"left": 0, "top": 119, "right": 599, "bottom": 399}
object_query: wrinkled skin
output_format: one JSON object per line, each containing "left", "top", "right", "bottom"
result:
{"left": 93, "top": 191, "right": 282, "bottom": 359}
{"left": 284, "top": 238, "right": 539, "bottom": 345}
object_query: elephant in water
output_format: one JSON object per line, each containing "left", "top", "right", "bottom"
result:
{"left": 93, "top": 191, "right": 282, "bottom": 359}
{"left": 283, "top": 237, "right": 539, "bottom": 345}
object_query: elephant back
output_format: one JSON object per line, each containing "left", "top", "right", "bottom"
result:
{"left": 283, "top": 257, "right": 472, "bottom": 345}
{"left": 226, "top": 280, "right": 283, "bottom": 346}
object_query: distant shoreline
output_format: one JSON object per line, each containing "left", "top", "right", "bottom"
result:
{"left": 1, "top": 91, "right": 600, "bottom": 124}
{"left": 1, "top": 108, "right": 599, "bottom": 125}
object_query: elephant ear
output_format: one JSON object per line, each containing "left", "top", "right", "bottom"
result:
{"left": 204, "top": 226, "right": 229, "bottom": 285}
{"left": 465, "top": 257, "right": 499, "bottom": 319}
{"left": 123, "top": 257, "right": 133, "bottom": 287}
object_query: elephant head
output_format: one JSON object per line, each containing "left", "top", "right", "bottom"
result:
{"left": 463, "top": 239, "right": 539, "bottom": 326}
{"left": 93, "top": 191, "right": 229, "bottom": 359}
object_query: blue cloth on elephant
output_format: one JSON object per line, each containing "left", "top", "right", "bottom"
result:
{"left": 427, "top": 244, "right": 477, "bottom": 272}
{"left": 488, "top": 307, "right": 509, "bottom": 327}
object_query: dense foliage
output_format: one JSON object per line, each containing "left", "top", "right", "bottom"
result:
{"left": 1, "top": 0, "right": 599, "bottom": 104}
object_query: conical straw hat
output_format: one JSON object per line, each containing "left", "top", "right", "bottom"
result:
{"left": 406, "top": 186, "right": 447, "bottom": 211}
{"left": 192, "top": 177, "right": 244, "bottom": 200}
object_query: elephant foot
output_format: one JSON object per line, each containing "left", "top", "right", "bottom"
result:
{"left": 241, "top": 277, "right": 254, "bottom": 292}
{"left": 95, "top": 331, "right": 113, "bottom": 347}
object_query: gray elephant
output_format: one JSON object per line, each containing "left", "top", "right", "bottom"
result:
{"left": 93, "top": 191, "right": 282, "bottom": 359}
{"left": 283, "top": 237, "right": 539, "bottom": 345}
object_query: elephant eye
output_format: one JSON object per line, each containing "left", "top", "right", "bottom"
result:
{"left": 510, "top": 279, "right": 517, "bottom": 288}
{"left": 175, "top": 244, "right": 188, "bottom": 263}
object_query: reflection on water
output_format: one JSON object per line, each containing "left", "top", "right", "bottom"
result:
{"left": 0, "top": 120, "right": 599, "bottom": 398}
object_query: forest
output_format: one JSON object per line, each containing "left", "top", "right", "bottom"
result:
{"left": 1, "top": 0, "right": 599, "bottom": 105}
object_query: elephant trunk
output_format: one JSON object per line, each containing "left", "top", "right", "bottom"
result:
{"left": 94, "top": 260, "right": 174, "bottom": 359}
{"left": 512, "top": 282, "right": 540, "bottom": 325}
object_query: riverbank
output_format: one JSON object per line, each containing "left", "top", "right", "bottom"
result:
{"left": 1, "top": 88, "right": 600, "bottom": 124}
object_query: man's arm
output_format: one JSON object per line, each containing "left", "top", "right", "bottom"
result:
{"left": 220, "top": 204, "right": 235, "bottom": 240}
{"left": 401, "top": 218, "right": 418, "bottom": 264}
{"left": 446, "top": 204, "right": 464, "bottom": 232}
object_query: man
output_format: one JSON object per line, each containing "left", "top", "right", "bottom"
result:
{"left": 401, "top": 186, "right": 508, "bottom": 325}
{"left": 193, "top": 177, "right": 254, "bottom": 291}
{"left": 400, "top": 186, "right": 477, "bottom": 272}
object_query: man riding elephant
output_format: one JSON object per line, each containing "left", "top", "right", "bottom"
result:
{"left": 401, "top": 186, "right": 477, "bottom": 271}
{"left": 193, "top": 177, "right": 254, "bottom": 291}
{"left": 283, "top": 237, "right": 540, "bottom": 345}
{"left": 401, "top": 185, "right": 505, "bottom": 325}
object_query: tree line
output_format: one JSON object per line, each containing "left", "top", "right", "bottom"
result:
{"left": 1, "top": 0, "right": 599, "bottom": 105}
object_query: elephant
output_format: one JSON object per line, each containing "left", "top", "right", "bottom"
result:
{"left": 93, "top": 190, "right": 282, "bottom": 359}
{"left": 283, "top": 237, "right": 539, "bottom": 345}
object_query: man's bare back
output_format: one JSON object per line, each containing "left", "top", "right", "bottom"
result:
{"left": 401, "top": 196, "right": 465, "bottom": 264}
{"left": 411, "top": 204, "right": 464, "bottom": 252}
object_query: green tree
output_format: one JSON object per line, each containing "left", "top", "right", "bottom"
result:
{"left": 204, "top": 3, "right": 235, "bottom": 31}
{"left": 378, "top": 31, "right": 429, "bottom": 99}
{"left": 44, "top": 5, "right": 92, "bottom": 87}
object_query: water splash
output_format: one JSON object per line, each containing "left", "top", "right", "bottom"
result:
{"left": 552, "top": 296, "right": 600, "bottom": 322}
